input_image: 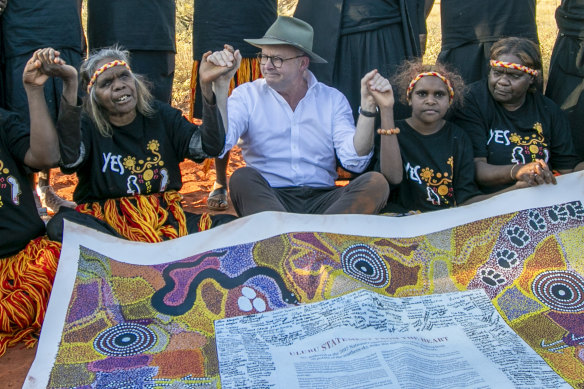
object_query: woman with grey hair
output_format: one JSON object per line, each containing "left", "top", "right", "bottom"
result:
{"left": 38, "top": 45, "right": 241, "bottom": 242}
{"left": 79, "top": 46, "right": 156, "bottom": 137}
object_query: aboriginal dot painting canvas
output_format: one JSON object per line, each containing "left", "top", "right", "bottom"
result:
{"left": 24, "top": 173, "right": 584, "bottom": 388}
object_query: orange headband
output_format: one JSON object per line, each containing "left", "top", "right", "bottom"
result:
{"left": 87, "top": 60, "right": 131, "bottom": 93}
{"left": 406, "top": 72, "right": 455, "bottom": 103}
{"left": 489, "top": 60, "right": 538, "bottom": 77}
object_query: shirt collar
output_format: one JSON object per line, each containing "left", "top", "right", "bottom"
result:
{"left": 305, "top": 70, "right": 317, "bottom": 90}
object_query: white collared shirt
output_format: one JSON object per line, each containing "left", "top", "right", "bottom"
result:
{"left": 223, "top": 70, "right": 373, "bottom": 188}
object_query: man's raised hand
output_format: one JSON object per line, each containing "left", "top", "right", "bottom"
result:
{"left": 362, "top": 69, "right": 394, "bottom": 111}
{"left": 200, "top": 44, "right": 242, "bottom": 85}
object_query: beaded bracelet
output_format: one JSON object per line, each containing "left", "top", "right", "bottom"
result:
{"left": 377, "top": 128, "right": 400, "bottom": 135}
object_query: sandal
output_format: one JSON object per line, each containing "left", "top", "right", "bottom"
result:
{"left": 207, "top": 187, "right": 229, "bottom": 211}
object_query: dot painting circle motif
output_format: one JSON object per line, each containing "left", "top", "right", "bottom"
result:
{"left": 93, "top": 322, "right": 157, "bottom": 356}
{"left": 341, "top": 244, "right": 389, "bottom": 287}
{"left": 532, "top": 271, "right": 584, "bottom": 312}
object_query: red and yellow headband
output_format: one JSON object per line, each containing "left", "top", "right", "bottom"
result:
{"left": 406, "top": 72, "right": 455, "bottom": 103}
{"left": 489, "top": 60, "right": 538, "bottom": 77}
{"left": 87, "top": 60, "right": 131, "bottom": 93}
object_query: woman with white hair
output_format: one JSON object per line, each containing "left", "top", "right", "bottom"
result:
{"left": 40, "top": 45, "right": 241, "bottom": 242}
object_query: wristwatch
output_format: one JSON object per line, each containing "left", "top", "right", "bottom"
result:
{"left": 358, "top": 106, "right": 378, "bottom": 117}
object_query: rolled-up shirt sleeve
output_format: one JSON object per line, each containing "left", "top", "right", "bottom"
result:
{"left": 220, "top": 86, "right": 250, "bottom": 158}
{"left": 332, "top": 94, "right": 373, "bottom": 173}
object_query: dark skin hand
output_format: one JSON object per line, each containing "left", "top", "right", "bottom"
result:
{"left": 199, "top": 44, "right": 241, "bottom": 103}
{"left": 514, "top": 159, "right": 557, "bottom": 186}
{"left": 21, "top": 48, "right": 66, "bottom": 169}
{"left": 474, "top": 158, "right": 557, "bottom": 189}
{"left": 24, "top": 48, "right": 78, "bottom": 104}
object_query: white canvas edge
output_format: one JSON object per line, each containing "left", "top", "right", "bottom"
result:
{"left": 23, "top": 171, "right": 584, "bottom": 387}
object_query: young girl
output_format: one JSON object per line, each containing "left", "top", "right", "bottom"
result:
{"left": 370, "top": 60, "right": 524, "bottom": 213}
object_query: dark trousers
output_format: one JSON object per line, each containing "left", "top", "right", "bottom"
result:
{"left": 229, "top": 166, "right": 389, "bottom": 217}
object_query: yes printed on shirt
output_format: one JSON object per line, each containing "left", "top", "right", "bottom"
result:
{"left": 101, "top": 139, "right": 170, "bottom": 196}
{"left": 487, "top": 122, "right": 549, "bottom": 165}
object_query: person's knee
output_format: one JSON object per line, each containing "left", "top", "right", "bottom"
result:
{"left": 359, "top": 171, "right": 390, "bottom": 211}
{"left": 46, "top": 207, "right": 122, "bottom": 242}
{"left": 335, "top": 171, "right": 390, "bottom": 214}
{"left": 362, "top": 171, "right": 390, "bottom": 199}
{"left": 229, "top": 167, "right": 260, "bottom": 193}
{"left": 46, "top": 208, "right": 74, "bottom": 242}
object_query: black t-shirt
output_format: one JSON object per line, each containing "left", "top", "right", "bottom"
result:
{"left": 65, "top": 101, "right": 223, "bottom": 204}
{"left": 1, "top": 0, "right": 83, "bottom": 58}
{"left": 192, "top": 0, "right": 277, "bottom": 59}
{"left": 382, "top": 120, "right": 480, "bottom": 213}
{"left": 87, "top": 0, "right": 176, "bottom": 52}
{"left": 453, "top": 80, "right": 581, "bottom": 192}
{"left": 440, "top": 0, "right": 538, "bottom": 49}
{"left": 0, "top": 110, "right": 46, "bottom": 258}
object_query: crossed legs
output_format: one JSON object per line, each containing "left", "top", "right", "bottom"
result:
{"left": 229, "top": 167, "right": 389, "bottom": 217}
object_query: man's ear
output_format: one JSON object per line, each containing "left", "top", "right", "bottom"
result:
{"left": 299, "top": 56, "right": 310, "bottom": 71}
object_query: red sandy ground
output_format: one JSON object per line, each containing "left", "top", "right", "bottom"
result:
{"left": 1, "top": 148, "right": 245, "bottom": 386}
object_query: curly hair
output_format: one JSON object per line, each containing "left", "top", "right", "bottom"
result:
{"left": 80, "top": 45, "right": 154, "bottom": 137}
{"left": 489, "top": 37, "right": 543, "bottom": 93}
{"left": 392, "top": 60, "right": 465, "bottom": 110}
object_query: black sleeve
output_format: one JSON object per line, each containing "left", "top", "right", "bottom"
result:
{"left": 56, "top": 97, "right": 82, "bottom": 167}
{"left": 452, "top": 128, "right": 482, "bottom": 204}
{"left": 546, "top": 98, "right": 582, "bottom": 170}
{"left": 199, "top": 94, "right": 226, "bottom": 157}
{"left": 452, "top": 82, "right": 490, "bottom": 159}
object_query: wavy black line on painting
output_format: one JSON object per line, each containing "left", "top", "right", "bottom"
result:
{"left": 151, "top": 251, "right": 298, "bottom": 315}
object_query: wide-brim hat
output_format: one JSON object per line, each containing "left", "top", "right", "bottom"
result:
{"left": 244, "top": 16, "right": 327, "bottom": 64}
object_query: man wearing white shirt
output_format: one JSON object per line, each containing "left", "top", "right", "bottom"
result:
{"left": 215, "top": 16, "right": 392, "bottom": 217}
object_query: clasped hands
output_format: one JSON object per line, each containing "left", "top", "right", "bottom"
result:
{"left": 360, "top": 69, "right": 394, "bottom": 113}
{"left": 199, "top": 44, "right": 242, "bottom": 101}
{"left": 514, "top": 159, "right": 556, "bottom": 187}
{"left": 23, "top": 48, "right": 76, "bottom": 90}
